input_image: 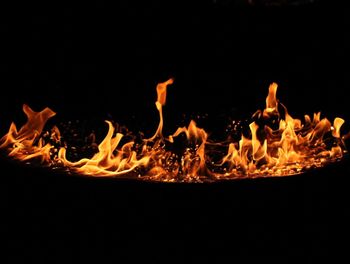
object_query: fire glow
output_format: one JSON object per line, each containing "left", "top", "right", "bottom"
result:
{"left": 0, "top": 80, "right": 347, "bottom": 182}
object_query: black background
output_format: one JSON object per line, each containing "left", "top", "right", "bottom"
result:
{"left": 1, "top": 0, "right": 348, "bottom": 128}
{"left": 1, "top": 0, "right": 349, "bottom": 262}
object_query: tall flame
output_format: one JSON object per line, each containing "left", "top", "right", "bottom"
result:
{"left": 149, "top": 78, "right": 174, "bottom": 140}
{"left": 0, "top": 80, "right": 347, "bottom": 182}
{"left": 263, "top": 82, "right": 279, "bottom": 118}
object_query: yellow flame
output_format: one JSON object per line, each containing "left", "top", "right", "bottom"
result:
{"left": 0, "top": 81, "right": 347, "bottom": 182}
{"left": 263, "top": 82, "right": 278, "bottom": 118}
{"left": 58, "top": 121, "right": 150, "bottom": 176}
{"left": 332, "top": 117, "right": 345, "bottom": 138}
{"left": 0, "top": 104, "right": 56, "bottom": 163}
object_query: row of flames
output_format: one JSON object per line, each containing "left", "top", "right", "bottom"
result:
{"left": 0, "top": 79, "right": 347, "bottom": 182}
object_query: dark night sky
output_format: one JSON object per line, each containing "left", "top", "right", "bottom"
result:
{"left": 0, "top": 1, "right": 348, "bottom": 261}
{"left": 1, "top": 1, "right": 348, "bottom": 127}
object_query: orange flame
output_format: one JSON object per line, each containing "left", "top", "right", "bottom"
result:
{"left": 0, "top": 105, "right": 56, "bottom": 163}
{"left": 58, "top": 121, "right": 151, "bottom": 176}
{"left": 263, "top": 82, "right": 279, "bottom": 118}
{"left": 149, "top": 78, "right": 174, "bottom": 140}
{"left": 171, "top": 120, "right": 208, "bottom": 179}
{"left": 0, "top": 80, "right": 347, "bottom": 182}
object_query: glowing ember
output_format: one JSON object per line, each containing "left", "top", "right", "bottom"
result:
{"left": 0, "top": 80, "right": 347, "bottom": 182}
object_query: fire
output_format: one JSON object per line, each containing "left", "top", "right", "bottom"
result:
{"left": 0, "top": 105, "right": 56, "bottom": 163}
{"left": 263, "top": 82, "right": 279, "bottom": 118}
{"left": 149, "top": 78, "right": 174, "bottom": 140}
{"left": 0, "top": 80, "right": 347, "bottom": 182}
{"left": 58, "top": 121, "right": 150, "bottom": 176}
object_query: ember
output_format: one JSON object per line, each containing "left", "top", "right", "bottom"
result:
{"left": 0, "top": 80, "right": 346, "bottom": 182}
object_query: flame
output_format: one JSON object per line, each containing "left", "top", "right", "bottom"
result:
{"left": 0, "top": 80, "right": 347, "bottom": 182}
{"left": 332, "top": 117, "right": 345, "bottom": 138}
{"left": 0, "top": 105, "right": 56, "bottom": 163}
{"left": 149, "top": 78, "right": 174, "bottom": 140}
{"left": 217, "top": 87, "right": 346, "bottom": 178}
{"left": 263, "top": 82, "right": 279, "bottom": 118}
{"left": 171, "top": 120, "right": 208, "bottom": 179}
{"left": 58, "top": 121, "right": 151, "bottom": 176}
